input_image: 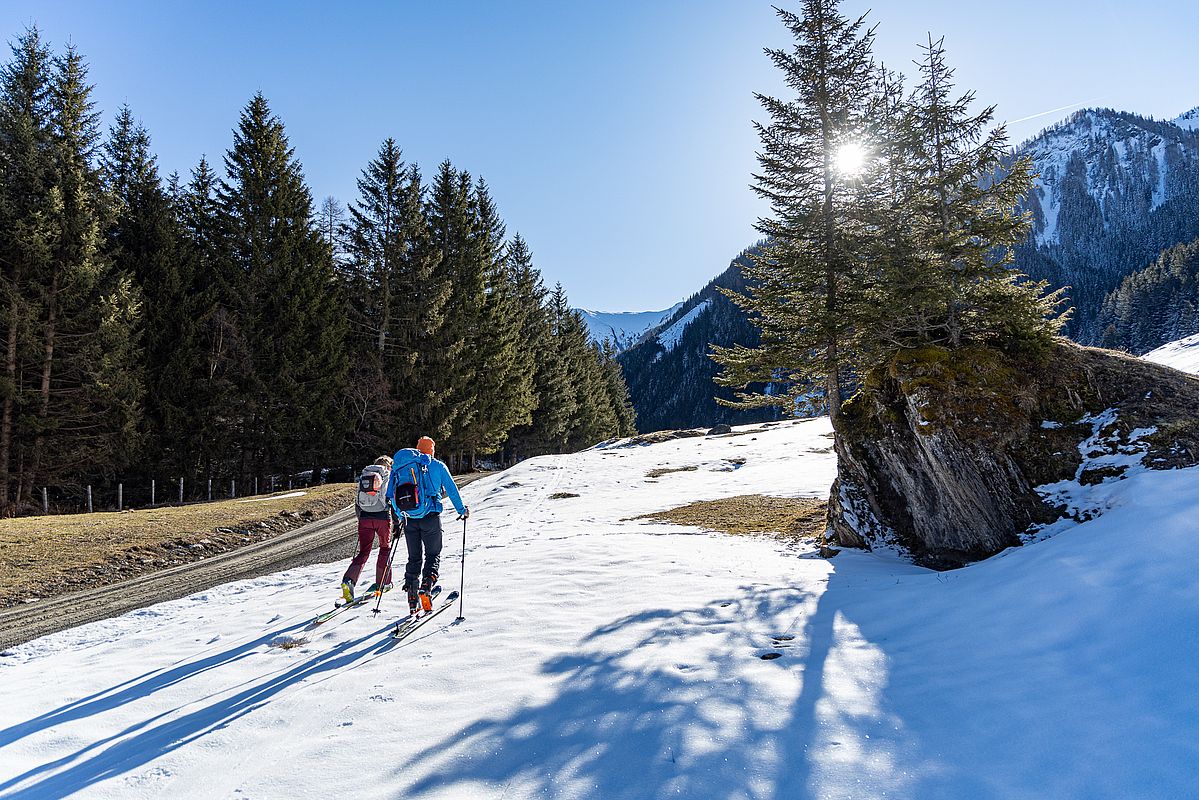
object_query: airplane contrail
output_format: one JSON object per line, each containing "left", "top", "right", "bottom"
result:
{"left": 1006, "top": 98, "right": 1105, "bottom": 125}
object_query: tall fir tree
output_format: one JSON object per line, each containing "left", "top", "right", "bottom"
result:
{"left": 217, "top": 93, "right": 347, "bottom": 482}
{"left": 598, "top": 340, "right": 637, "bottom": 437}
{"left": 13, "top": 42, "right": 145, "bottom": 505}
{"left": 178, "top": 156, "right": 240, "bottom": 481}
{"left": 459, "top": 180, "right": 536, "bottom": 464}
{"left": 0, "top": 27, "right": 57, "bottom": 513}
{"left": 424, "top": 160, "right": 479, "bottom": 464}
{"left": 712, "top": 0, "right": 876, "bottom": 425}
{"left": 908, "top": 36, "right": 1063, "bottom": 350}
{"left": 344, "top": 141, "right": 448, "bottom": 457}
{"left": 102, "top": 105, "right": 195, "bottom": 475}
{"left": 539, "top": 284, "right": 581, "bottom": 454}
{"left": 503, "top": 243, "right": 562, "bottom": 461}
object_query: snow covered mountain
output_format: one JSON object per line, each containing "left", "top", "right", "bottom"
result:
{"left": 1174, "top": 106, "right": 1199, "bottom": 131}
{"left": 1142, "top": 331, "right": 1199, "bottom": 374}
{"left": 617, "top": 246, "right": 783, "bottom": 432}
{"left": 1015, "top": 107, "right": 1199, "bottom": 343}
{"left": 5, "top": 417, "right": 1199, "bottom": 798}
{"left": 614, "top": 105, "right": 1199, "bottom": 430}
{"left": 575, "top": 304, "right": 683, "bottom": 351}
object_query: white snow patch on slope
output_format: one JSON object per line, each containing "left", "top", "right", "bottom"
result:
{"left": 1142, "top": 332, "right": 1199, "bottom": 375}
{"left": 4, "top": 416, "right": 1199, "bottom": 799}
{"left": 656, "top": 298, "right": 712, "bottom": 352}
{"left": 1151, "top": 140, "right": 1169, "bottom": 210}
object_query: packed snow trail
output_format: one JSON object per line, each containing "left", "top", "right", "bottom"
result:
{"left": 2, "top": 418, "right": 1198, "bottom": 799}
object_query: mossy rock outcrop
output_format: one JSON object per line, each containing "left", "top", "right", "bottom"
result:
{"left": 827, "top": 339, "right": 1199, "bottom": 569}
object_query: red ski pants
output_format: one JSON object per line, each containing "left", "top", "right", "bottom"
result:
{"left": 342, "top": 517, "right": 392, "bottom": 587}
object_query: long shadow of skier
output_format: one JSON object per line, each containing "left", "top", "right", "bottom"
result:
{"left": 0, "top": 622, "right": 390, "bottom": 799}
{"left": 0, "top": 620, "right": 307, "bottom": 750}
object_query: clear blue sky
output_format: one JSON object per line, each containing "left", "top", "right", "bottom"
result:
{"left": 5, "top": 0, "right": 1197, "bottom": 310}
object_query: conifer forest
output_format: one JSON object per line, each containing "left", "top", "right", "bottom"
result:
{"left": 0, "top": 29, "right": 635, "bottom": 515}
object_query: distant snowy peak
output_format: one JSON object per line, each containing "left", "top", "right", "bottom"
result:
{"left": 1142, "top": 332, "right": 1199, "bottom": 375}
{"left": 1173, "top": 107, "right": 1199, "bottom": 131}
{"left": 577, "top": 303, "right": 684, "bottom": 351}
{"left": 1020, "top": 108, "right": 1199, "bottom": 247}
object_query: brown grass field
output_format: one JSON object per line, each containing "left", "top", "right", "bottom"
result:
{"left": 0, "top": 484, "right": 354, "bottom": 607}
{"left": 637, "top": 494, "right": 827, "bottom": 541}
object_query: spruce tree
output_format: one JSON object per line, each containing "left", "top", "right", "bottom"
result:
{"left": 424, "top": 160, "right": 479, "bottom": 463}
{"left": 909, "top": 36, "right": 1063, "bottom": 350}
{"left": 598, "top": 339, "right": 637, "bottom": 437}
{"left": 179, "top": 156, "right": 240, "bottom": 480}
{"left": 844, "top": 66, "right": 942, "bottom": 364}
{"left": 539, "top": 284, "right": 580, "bottom": 453}
{"left": 712, "top": 0, "right": 876, "bottom": 424}
{"left": 0, "top": 27, "right": 57, "bottom": 513}
{"left": 345, "top": 142, "right": 448, "bottom": 456}
{"left": 503, "top": 243, "right": 560, "bottom": 461}
{"left": 217, "top": 93, "right": 347, "bottom": 481}
{"left": 459, "top": 180, "right": 537, "bottom": 464}
{"left": 26, "top": 43, "right": 144, "bottom": 504}
{"left": 102, "top": 105, "right": 193, "bottom": 474}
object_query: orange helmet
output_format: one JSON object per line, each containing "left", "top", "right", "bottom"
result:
{"left": 416, "top": 436, "right": 436, "bottom": 456}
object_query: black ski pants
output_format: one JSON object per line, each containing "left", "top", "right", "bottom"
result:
{"left": 402, "top": 513, "right": 443, "bottom": 589}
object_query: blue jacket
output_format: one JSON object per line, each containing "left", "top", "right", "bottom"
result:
{"left": 385, "top": 449, "right": 466, "bottom": 519}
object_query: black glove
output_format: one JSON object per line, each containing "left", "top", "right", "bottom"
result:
{"left": 461, "top": 505, "right": 471, "bottom": 520}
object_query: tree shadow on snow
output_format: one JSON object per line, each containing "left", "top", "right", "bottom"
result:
{"left": 0, "top": 621, "right": 392, "bottom": 798}
{"left": 0, "top": 620, "right": 309, "bottom": 754}
{"left": 395, "top": 570, "right": 931, "bottom": 800}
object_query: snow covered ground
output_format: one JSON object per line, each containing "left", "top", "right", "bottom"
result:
{"left": 3, "top": 417, "right": 1199, "bottom": 799}
{"left": 1143, "top": 332, "right": 1199, "bottom": 375}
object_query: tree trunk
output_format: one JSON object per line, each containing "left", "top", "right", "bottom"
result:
{"left": 25, "top": 274, "right": 58, "bottom": 505}
{"left": 0, "top": 300, "right": 19, "bottom": 515}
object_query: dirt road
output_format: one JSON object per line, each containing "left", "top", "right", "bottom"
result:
{"left": 0, "top": 473, "right": 491, "bottom": 651}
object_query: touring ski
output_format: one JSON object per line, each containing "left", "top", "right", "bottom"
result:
{"left": 390, "top": 590, "right": 459, "bottom": 642}
{"left": 311, "top": 586, "right": 392, "bottom": 625}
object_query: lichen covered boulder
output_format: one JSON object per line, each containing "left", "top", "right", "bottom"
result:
{"left": 827, "top": 340, "right": 1199, "bottom": 569}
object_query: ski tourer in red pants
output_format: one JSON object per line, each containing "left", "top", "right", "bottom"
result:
{"left": 341, "top": 456, "right": 395, "bottom": 602}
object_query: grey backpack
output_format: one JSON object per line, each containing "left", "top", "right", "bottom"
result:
{"left": 356, "top": 465, "right": 390, "bottom": 513}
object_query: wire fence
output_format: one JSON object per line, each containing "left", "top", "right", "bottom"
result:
{"left": 26, "top": 465, "right": 360, "bottom": 518}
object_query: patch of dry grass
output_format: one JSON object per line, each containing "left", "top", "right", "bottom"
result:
{"left": 637, "top": 494, "right": 827, "bottom": 541}
{"left": 645, "top": 465, "right": 699, "bottom": 479}
{"left": 0, "top": 484, "right": 353, "bottom": 605}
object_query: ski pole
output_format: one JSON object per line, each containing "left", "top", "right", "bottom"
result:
{"left": 455, "top": 516, "right": 467, "bottom": 621}
{"left": 374, "top": 512, "right": 405, "bottom": 616}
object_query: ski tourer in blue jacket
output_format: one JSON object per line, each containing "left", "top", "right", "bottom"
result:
{"left": 385, "top": 445, "right": 468, "bottom": 520}
{"left": 385, "top": 437, "right": 469, "bottom": 614}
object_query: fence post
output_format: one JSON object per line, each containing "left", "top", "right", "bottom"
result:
{"left": 118, "top": 483, "right": 123, "bottom": 512}
{"left": 42, "top": 487, "right": 48, "bottom": 515}
{"left": 270, "top": 475, "right": 275, "bottom": 493}
{"left": 208, "top": 478, "right": 212, "bottom": 502}
{"left": 87, "top": 485, "right": 93, "bottom": 513}
{"left": 254, "top": 476, "right": 258, "bottom": 496}
{"left": 151, "top": 479, "right": 156, "bottom": 507}
{"left": 179, "top": 477, "right": 184, "bottom": 505}
{"left": 231, "top": 478, "right": 236, "bottom": 498}
{"left": 288, "top": 476, "right": 293, "bottom": 490}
